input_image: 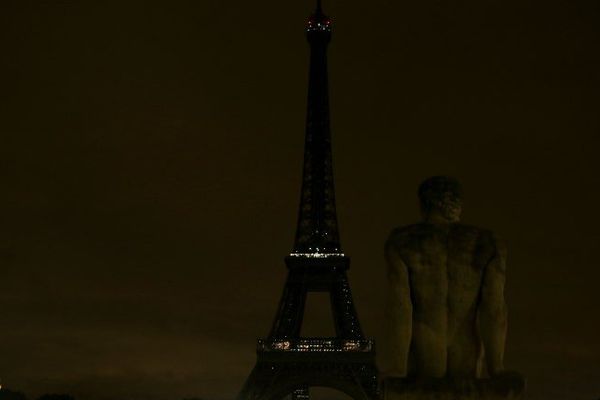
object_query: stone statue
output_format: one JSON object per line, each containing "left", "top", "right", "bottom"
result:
{"left": 383, "top": 176, "right": 524, "bottom": 399}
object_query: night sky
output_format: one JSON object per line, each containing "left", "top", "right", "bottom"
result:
{"left": 1, "top": 1, "right": 599, "bottom": 400}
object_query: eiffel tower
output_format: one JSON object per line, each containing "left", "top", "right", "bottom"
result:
{"left": 238, "top": 2, "right": 378, "bottom": 400}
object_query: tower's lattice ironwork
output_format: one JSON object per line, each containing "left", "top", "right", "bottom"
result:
{"left": 293, "top": 0, "right": 340, "bottom": 255}
{"left": 238, "top": 2, "right": 378, "bottom": 400}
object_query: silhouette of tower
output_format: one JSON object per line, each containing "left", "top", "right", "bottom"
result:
{"left": 238, "top": 2, "right": 378, "bottom": 400}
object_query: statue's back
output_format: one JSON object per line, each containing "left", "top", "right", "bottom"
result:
{"left": 384, "top": 176, "right": 524, "bottom": 399}
{"left": 389, "top": 223, "right": 497, "bottom": 377}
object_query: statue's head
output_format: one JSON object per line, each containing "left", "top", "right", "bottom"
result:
{"left": 418, "top": 176, "right": 462, "bottom": 223}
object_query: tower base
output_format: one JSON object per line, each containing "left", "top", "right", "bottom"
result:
{"left": 238, "top": 346, "right": 379, "bottom": 400}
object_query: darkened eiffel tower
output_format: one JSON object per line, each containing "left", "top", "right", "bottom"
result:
{"left": 237, "top": 2, "right": 378, "bottom": 400}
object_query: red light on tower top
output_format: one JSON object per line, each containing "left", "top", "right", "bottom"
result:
{"left": 306, "top": 0, "right": 332, "bottom": 33}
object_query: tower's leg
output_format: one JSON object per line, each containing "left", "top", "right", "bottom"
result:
{"left": 270, "top": 273, "right": 307, "bottom": 338}
{"left": 330, "top": 274, "right": 364, "bottom": 339}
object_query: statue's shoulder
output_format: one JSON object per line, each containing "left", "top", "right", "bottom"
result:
{"left": 386, "top": 223, "right": 430, "bottom": 247}
{"left": 452, "top": 224, "right": 499, "bottom": 241}
{"left": 454, "top": 224, "right": 507, "bottom": 257}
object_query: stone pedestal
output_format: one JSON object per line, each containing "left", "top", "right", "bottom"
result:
{"left": 383, "top": 373, "right": 525, "bottom": 400}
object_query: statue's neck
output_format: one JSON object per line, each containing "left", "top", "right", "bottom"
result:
{"left": 423, "top": 211, "right": 458, "bottom": 225}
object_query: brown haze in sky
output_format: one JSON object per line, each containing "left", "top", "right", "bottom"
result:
{"left": 1, "top": 1, "right": 599, "bottom": 400}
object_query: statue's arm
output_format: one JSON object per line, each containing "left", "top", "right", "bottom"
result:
{"left": 479, "top": 235, "right": 508, "bottom": 376}
{"left": 384, "top": 238, "right": 412, "bottom": 377}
